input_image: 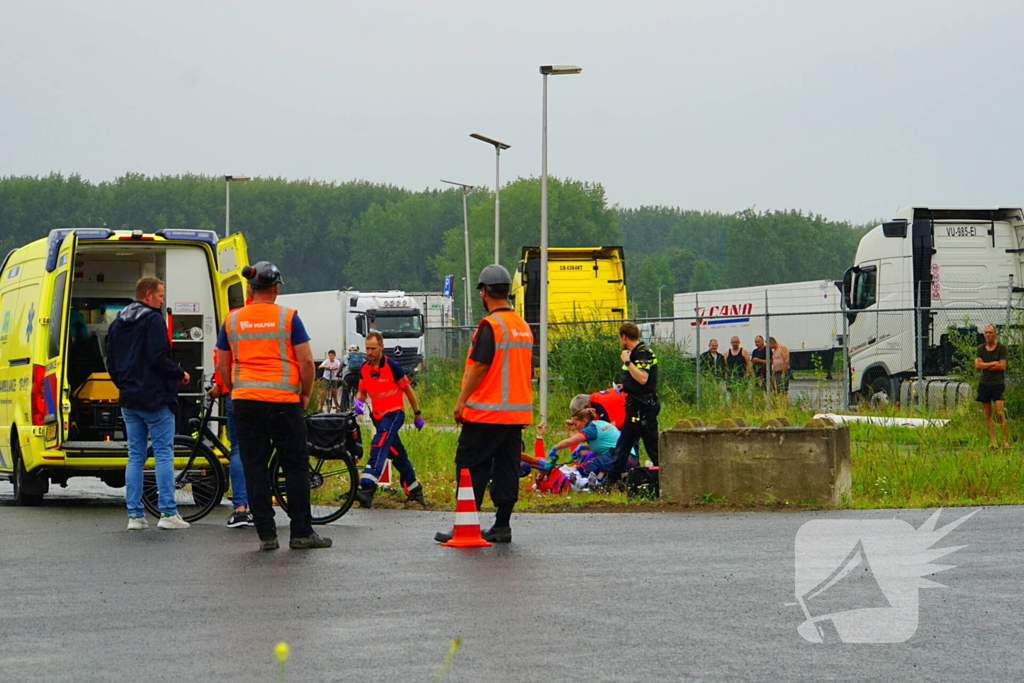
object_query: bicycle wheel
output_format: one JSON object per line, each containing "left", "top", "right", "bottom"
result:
{"left": 142, "top": 436, "right": 226, "bottom": 523}
{"left": 271, "top": 451, "right": 357, "bottom": 524}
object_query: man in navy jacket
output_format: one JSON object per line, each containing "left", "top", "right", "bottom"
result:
{"left": 106, "top": 277, "right": 191, "bottom": 531}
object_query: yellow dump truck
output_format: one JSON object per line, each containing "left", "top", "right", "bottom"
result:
{"left": 510, "top": 246, "right": 628, "bottom": 330}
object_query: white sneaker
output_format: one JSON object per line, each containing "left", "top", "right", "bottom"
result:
{"left": 157, "top": 513, "right": 191, "bottom": 530}
{"left": 127, "top": 516, "right": 149, "bottom": 531}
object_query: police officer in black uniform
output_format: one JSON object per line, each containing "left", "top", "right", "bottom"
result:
{"left": 605, "top": 322, "right": 659, "bottom": 487}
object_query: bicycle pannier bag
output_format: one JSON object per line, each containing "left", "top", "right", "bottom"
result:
{"left": 306, "top": 412, "right": 362, "bottom": 460}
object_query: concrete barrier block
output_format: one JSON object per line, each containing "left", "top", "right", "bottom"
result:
{"left": 660, "top": 423, "right": 851, "bottom": 506}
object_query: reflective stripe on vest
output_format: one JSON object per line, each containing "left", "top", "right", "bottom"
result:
{"left": 463, "top": 310, "right": 533, "bottom": 424}
{"left": 226, "top": 304, "right": 301, "bottom": 402}
{"left": 360, "top": 358, "right": 406, "bottom": 418}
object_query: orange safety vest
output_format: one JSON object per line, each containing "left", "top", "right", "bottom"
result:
{"left": 590, "top": 388, "right": 627, "bottom": 430}
{"left": 225, "top": 303, "right": 301, "bottom": 403}
{"left": 462, "top": 310, "right": 534, "bottom": 424}
{"left": 360, "top": 357, "right": 409, "bottom": 420}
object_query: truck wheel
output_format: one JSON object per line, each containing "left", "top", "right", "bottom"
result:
{"left": 868, "top": 376, "right": 894, "bottom": 408}
{"left": 12, "top": 443, "right": 44, "bottom": 506}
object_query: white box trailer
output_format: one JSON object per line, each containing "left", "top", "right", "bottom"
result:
{"left": 277, "top": 289, "right": 425, "bottom": 375}
{"left": 673, "top": 280, "right": 843, "bottom": 371}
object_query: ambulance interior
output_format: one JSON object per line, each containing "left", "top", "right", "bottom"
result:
{"left": 65, "top": 244, "right": 227, "bottom": 441}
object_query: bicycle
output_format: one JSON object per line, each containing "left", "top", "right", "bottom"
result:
{"left": 140, "top": 392, "right": 359, "bottom": 525}
{"left": 140, "top": 400, "right": 227, "bottom": 523}
{"left": 271, "top": 410, "right": 361, "bottom": 524}
{"left": 320, "top": 378, "right": 341, "bottom": 413}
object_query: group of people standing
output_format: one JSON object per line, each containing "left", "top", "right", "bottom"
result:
{"left": 701, "top": 335, "right": 791, "bottom": 396}
{"left": 108, "top": 262, "right": 331, "bottom": 550}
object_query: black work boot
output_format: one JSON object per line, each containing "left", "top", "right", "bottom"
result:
{"left": 405, "top": 488, "right": 426, "bottom": 507}
{"left": 481, "top": 526, "right": 512, "bottom": 543}
{"left": 355, "top": 485, "right": 375, "bottom": 509}
{"left": 289, "top": 532, "right": 333, "bottom": 549}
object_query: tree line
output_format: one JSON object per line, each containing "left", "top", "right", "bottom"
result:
{"left": 0, "top": 173, "right": 871, "bottom": 322}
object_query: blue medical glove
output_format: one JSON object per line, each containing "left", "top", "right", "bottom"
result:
{"left": 354, "top": 398, "right": 365, "bottom": 415}
{"left": 547, "top": 447, "right": 559, "bottom": 463}
{"left": 414, "top": 416, "right": 425, "bottom": 430}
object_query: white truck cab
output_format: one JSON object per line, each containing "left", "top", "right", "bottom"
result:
{"left": 842, "top": 206, "right": 1023, "bottom": 400}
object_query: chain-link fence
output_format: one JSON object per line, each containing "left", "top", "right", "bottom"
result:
{"left": 418, "top": 295, "right": 1022, "bottom": 414}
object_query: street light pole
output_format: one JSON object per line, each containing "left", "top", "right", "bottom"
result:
{"left": 441, "top": 179, "right": 476, "bottom": 327}
{"left": 658, "top": 284, "right": 667, "bottom": 319}
{"left": 538, "top": 64, "right": 582, "bottom": 424}
{"left": 224, "top": 175, "right": 251, "bottom": 238}
{"left": 470, "top": 133, "right": 510, "bottom": 265}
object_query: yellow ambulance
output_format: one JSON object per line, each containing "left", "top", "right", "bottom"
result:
{"left": 510, "top": 246, "right": 629, "bottom": 330}
{"left": 0, "top": 228, "right": 248, "bottom": 504}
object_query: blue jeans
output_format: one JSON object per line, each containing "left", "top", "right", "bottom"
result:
{"left": 225, "top": 396, "right": 248, "bottom": 509}
{"left": 122, "top": 406, "right": 177, "bottom": 517}
{"left": 361, "top": 411, "right": 419, "bottom": 491}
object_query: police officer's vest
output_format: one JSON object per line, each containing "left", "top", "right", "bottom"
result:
{"left": 225, "top": 303, "right": 301, "bottom": 403}
{"left": 463, "top": 310, "right": 534, "bottom": 424}
{"left": 360, "top": 357, "right": 406, "bottom": 420}
{"left": 590, "top": 388, "right": 627, "bottom": 429}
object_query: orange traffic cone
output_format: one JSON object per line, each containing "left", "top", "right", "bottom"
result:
{"left": 442, "top": 468, "right": 492, "bottom": 547}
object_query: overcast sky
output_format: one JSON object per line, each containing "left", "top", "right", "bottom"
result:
{"left": 3, "top": 1, "right": 1023, "bottom": 225}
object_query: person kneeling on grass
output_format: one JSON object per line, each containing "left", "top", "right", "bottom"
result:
{"left": 520, "top": 414, "right": 638, "bottom": 493}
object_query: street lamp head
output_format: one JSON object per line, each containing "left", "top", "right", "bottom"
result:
{"left": 470, "top": 133, "right": 511, "bottom": 151}
{"left": 225, "top": 175, "right": 252, "bottom": 183}
{"left": 539, "top": 65, "right": 582, "bottom": 75}
{"left": 440, "top": 179, "right": 475, "bottom": 190}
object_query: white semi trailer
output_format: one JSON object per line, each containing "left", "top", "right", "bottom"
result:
{"left": 277, "top": 289, "right": 425, "bottom": 375}
{"left": 673, "top": 280, "right": 843, "bottom": 373}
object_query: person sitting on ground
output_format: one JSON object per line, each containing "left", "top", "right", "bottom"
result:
{"left": 523, "top": 410, "right": 638, "bottom": 493}
{"left": 549, "top": 408, "right": 636, "bottom": 477}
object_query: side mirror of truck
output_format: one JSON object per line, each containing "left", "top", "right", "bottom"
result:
{"left": 841, "top": 267, "right": 858, "bottom": 325}
{"left": 356, "top": 315, "right": 365, "bottom": 336}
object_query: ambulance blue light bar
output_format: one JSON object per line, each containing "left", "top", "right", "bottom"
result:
{"left": 45, "top": 228, "right": 113, "bottom": 272}
{"left": 155, "top": 229, "right": 218, "bottom": 248}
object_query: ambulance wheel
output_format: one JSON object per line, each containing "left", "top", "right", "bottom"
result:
{"left": 12, "top": 443, "right": 44, "bottom": 506}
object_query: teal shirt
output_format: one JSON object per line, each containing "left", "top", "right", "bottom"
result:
{"left": 580, "top": 420, "right": 621, "bottom": 456}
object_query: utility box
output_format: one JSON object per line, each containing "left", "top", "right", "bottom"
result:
{"left": 659, "top": 422, "right": 851, "bottom": 506}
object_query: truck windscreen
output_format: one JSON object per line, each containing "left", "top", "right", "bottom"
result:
{"left": 368, "top": 314, "right": 422, "bottom": 338}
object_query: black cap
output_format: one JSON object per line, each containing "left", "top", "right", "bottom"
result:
{"left": 477, "top": 264, "right": 512, "bottom": 289}
{"left": 242, "top": 261, "right": 283, "bottom": 290}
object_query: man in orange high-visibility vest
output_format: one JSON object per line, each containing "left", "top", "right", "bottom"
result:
{"left": 215, "top": 262, "right": 331, "bottom": 552}
{"left": 435, "top": 264, "right": 534, "bottom": 544}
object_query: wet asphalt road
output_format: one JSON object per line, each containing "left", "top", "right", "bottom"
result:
{"left": 1, "top": 480, "right": 1022, "bottom": 682}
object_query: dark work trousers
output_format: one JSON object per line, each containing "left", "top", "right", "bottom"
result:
{"left": 360, "top": 410, "right": 419, "bottom": 491}
{"left": 610, "top": 399, "right": 661, "bottom": 476}
{"left": 232, "top": 399, "right": 314, "bottom": 541}
{"left": 454, "top": 421, "right": 522, "bottom": 524}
